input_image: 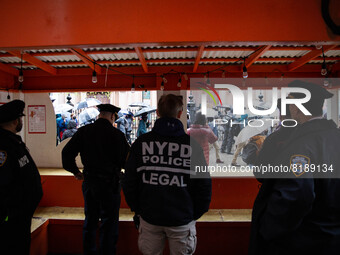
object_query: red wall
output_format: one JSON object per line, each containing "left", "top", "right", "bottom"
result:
{"left": 30, "top": 221, "right": 49, "bottom": 255}
{"left": 47, "top": 219, "right": 251, "bottom": 255}
{"left": 40, "top": 176, "right": 260, "bottom": 209}
{"left": 1, "top": 0, "right": 339, "bottom": 48}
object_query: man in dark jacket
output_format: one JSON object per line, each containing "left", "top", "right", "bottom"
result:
{"left": 250, "top": 81, "right": 340, "bottom": 255}
{"left": 123, "top": 94, "right": 211, "bottom": 255}
{"left": 0, "top": 100, "right": 43, "bottom": 255}
{"left": 62, "top": 104, "right": 130, "bottom": 255}
{"left": 61, "top": 119, "right": 77, "bottom": 141}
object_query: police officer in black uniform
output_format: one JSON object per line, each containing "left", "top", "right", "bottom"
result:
{"left": 249, "top": 81, "right": 340, "bottom": 255}
{"left": 62, "top": 104, "right": 130, "bottom": 255}
{"left": 0, "top": 100, "right": 43, "bottom": 255}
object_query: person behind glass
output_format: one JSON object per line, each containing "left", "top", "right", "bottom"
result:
{"left": 230, "top": 114, "right": 248, "bottom": 166}
{"left": 56, "top": 113, "right": 67, "bottom": 141}
{"left": 123, "top": 94, "right": 212, "bottom": 255}
{"left": 249, "top": 81, "right": 340, "bottom": 255}
{"left": 115, "top": 111, "right": 127, "bottom": 136}
{"left": 187, "top": 112, "right": 191, "bottom": 129}
{"left": 220, "top": 107, "right": 233, "bottom": 154}
{"left": 0, "top": 100, "right": 43, "bottom": 255}
{"left": 188, "top": 113, "right": 218, "bottom": 165}
{"left": 137, "top": 112, "right": 149, "bottom": 137}
{"left": 125, "top": 112, "right": 133, "bottom": 145}
{"left": 61, "top": 119, "right": 78, "bottom": 141}
{"left": 62, "top": 104, "right": 130, "bottom": 255}
{"left": 71, "top": 113, "right": 78, "bottom": 127}
{"left": 207, "top": 116, "right": 224, "bottom": 164}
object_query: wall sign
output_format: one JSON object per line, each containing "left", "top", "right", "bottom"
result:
{"left": 28, "top": 105, "right": 46, "bottom": 134}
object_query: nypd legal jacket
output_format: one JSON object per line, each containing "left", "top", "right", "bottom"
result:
{"left": 0, "top": 128, "right": 43, "bottom": 222}
{"left": 122, "top": 117, "right": 212, "bottom": 227}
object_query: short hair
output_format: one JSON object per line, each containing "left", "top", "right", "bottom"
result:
{"left": 194, "top": 112, "right": 206, "bottom": 125}
{"left": 207, "top": 117, "right": 214, "bottom": 122}
{"left": 158, "top": 94, "right": 183, "bottom": 118}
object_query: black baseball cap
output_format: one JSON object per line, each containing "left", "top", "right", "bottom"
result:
{"left": 288, "top": 80, "right": 333, "bottom": 116}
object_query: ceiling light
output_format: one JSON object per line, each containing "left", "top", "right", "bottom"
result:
{"left": 18, "top": 52, "right": 24, "bottom": 83}
{"left": 242, "top": 58, "right": 248, "bottom": 79}
{"left": 321, "top": 47, "right": 327, "bottom": 76}
{"left": 92, "top": 70, "right": 98, "bottom": 83}
{"left": 222, "top": 70, "right": 226, "bottom": 78}
{"left": 321, "top": 61, "right": 327, "bottom": 76}
{"left": 177, "top": 78, "right": 182, "bottom": 88}
{"left": 18, "top": 69, "right": 24, "bottom": 83}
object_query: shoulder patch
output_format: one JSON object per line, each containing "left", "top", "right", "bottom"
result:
{"left": 290, "top": 154, "right": 310, "bottom": 177}
{"left": 0, "top": 151, "right": 7, "bottom": 167}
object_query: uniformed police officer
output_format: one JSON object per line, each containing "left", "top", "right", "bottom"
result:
{"left": 0, "top": 100, "right": 43, "bottom": 255}
{"left": 62, "top": 104, "right": 130, "bottom": 255}
{"left": 249, "top": 80, "right": 340, "bottom": 255}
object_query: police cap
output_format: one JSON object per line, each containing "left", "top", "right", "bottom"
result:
{"left": 288, "top": 80, "right": 333, "bottom": 116}
{"left": 97, "top": 104, "right": 120, "bottom": 114}
{"left": 0, "top": 100, "right": 25, "bottom": 124}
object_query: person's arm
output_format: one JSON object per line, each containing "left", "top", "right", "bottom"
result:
{"left": 207, "top": 129, "right": 218, "bottom": 144}
{"left": 122, "top": 144, "right": 140, "bottom": 213}
{"left": 119, "top": 133, "right": 130, "bottom": 168}
{"left": 259, "top": 177, "right": 314, "bottom": 241}
{"left": 62, "top": 130, "right": 83, "bottom": 179}
{"left": 0, "top": 148, "right": 15, "bottom": 223}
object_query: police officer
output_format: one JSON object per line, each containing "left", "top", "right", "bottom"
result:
{"left": 220, "top": 107, "right": 235, "bottom": 154}
{"left": 62, "top": 104, "right": 130, "bottom": 255}
{"left": 0, "top": 100, "right": 43, "bottom": 255}
{"left": 249, "top": 81, "right": 340, "bottom": 255}
{"left": 123, "top": 94, "right": 211, "bottom": 255}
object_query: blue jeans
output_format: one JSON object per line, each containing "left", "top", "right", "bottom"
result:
{"left": 82, "top": 180, "right": 121, "bottom": 255}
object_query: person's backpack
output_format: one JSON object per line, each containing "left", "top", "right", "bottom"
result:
{"left": 241, "top": 135, "right": 266, "bottom": 164}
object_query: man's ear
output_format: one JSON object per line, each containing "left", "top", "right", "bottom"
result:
{"left": 177, "top": 110, "right": 183, "bottom": 119}
{"left": 13, "top": 118, "right": 19, "bottom": 126}
{"left": 156, "top": 109, "right": 160, "bottom": 117}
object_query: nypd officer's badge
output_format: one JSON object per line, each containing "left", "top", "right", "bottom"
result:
{"left": 0, "top": 151, "right": 7, "bottom": 167}
{"left": 290, "top": 155, "right": 310, "bottom": 177}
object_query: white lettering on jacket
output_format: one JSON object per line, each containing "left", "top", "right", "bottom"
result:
{"left": 142, "top": 142, "right": 192, "bottom": 157}
{"left": 142, "top": 172, "right": 187, "bottom": 187}
{"left": 18, "top": 155, "right": 29, "bottom": 168}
